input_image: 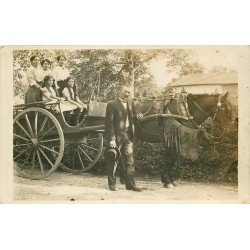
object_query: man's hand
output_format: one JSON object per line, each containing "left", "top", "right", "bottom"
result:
{"left": 109, "top": 140, "right": 116, "bottom": 148}
{"left": 136, "top": 113, "right": 143, "bottom": 119}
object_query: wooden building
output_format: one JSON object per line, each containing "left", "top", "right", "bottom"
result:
{"left": 168, "top": 72, "right": 238, "bottom": 106}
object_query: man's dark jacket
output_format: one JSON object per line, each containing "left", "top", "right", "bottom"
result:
{"left": 105, "top": 98, "right": 135, "bottom": 142}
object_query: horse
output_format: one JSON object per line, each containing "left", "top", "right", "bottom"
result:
{"left": 133, "top": 92, "right": 234, "bottom": 188}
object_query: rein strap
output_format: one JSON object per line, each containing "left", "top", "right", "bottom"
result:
{"left": 192, "top": 100, "right": 210, "bottom": 117}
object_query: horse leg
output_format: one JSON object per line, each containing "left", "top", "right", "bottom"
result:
{"left": 169, "top": 152, "right": 178, "bottom": 187}
{"left": 161, "top": 146, "right": 177, "bottom": 188}
{"left": 161, "top": 146, "right": 172, "bottom": 188}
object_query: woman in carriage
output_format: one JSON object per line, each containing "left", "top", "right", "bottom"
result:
{"left": 41, "top": 58, "right": 54, "bottom": 80}
{"left": 25, "top": 55, "right": 47, "bottom": 103}
{"left": 53, "top": 55, "right": 70, "bottom": 97}
{"left": 41, "top": 75, "right": 62, "bottom": 106}
{"left": 61, "top": 76, "right": 87, "bottom": 126}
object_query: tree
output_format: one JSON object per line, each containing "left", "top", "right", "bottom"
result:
{"left": 113, "top": 49, "right": 161, "bottom": 97}
{"left": 179, "top": 62, "right": 205, "bottom": 76}
{"left": 165, "top": 49, "right": 194, "bottom": 71}
{"left": 62, "top": 49, "right": 162, "bottom": 100}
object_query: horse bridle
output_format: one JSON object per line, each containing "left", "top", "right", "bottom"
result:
{"left": 192, "top": 94, "right": 224, "bottom": 122}
{"left": 183, "top": 94, "right": 224, "bottom": 143}
{"left": 192, "top": 100, "right": 210, "bottom": 118}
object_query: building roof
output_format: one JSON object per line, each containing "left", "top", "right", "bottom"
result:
{"left": 169, "top": 72, "right": 238, "bottom": 87}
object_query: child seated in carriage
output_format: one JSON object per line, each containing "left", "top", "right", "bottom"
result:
{"left": 42, "top": 75, "right": 62, "bottom": 106}
{"left": 42, "top": 75, "right": 86, "bottom": 126}
{"left": 61, "top": 77, "right": 87, "bottom": 125}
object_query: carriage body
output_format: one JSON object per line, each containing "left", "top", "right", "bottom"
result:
{"left": 13, "top": 101, "right": 107, "bottom": 179}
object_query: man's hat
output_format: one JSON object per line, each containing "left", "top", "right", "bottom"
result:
{"left": 104, "top": 146, "right": 120, "bottom": 161}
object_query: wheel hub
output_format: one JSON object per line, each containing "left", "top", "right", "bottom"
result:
{"left": 30, "top": 138, "right": 38, "bottom": 149}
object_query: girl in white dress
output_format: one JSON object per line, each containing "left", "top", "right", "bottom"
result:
{"left": 62, "top": 77, "right": 87, "bottom": 125}
{"left": 42, "top": 75, "right": 61, "bottom": 106}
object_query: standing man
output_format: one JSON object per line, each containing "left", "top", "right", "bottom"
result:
{"left": 105, "top": 84, "right": 142, "bottom": 192}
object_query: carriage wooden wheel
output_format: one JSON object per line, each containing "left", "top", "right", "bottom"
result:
{"left": 60, "top": 132, "right": 103, "bottom": 174}
{"left": 13, "top": 107, "right": 64, "bottom": 180}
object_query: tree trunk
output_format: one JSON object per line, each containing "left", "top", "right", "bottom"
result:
{"left": 127, "top": 51, "right": 135, "bottom": 97}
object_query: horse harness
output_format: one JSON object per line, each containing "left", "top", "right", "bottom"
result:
{"left": 191, "top": 94, "right": 226, "bottom": 126}
{"left": 133, "top": 93, "right": 226, "bottom": 143}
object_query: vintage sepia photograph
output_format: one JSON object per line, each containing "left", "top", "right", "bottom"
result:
{"left": 4, "top": 45, "right": 240, "bottom": 203}
{"left": 1, "top": 2, "right": 250, "bottom": 250}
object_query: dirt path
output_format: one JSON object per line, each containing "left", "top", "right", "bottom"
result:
{"left": 13, "top": 172, "right": 238, "bottom": 203}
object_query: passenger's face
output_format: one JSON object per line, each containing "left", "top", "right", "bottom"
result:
{"left": 42, "top": 61, "right": 50, "bottom": 71}
{"left": 120, "top": 86, "right": 132, "bottom": 101}
{"left": 67, "top": 79, "right": 74, "bottom": 88}
{"left": 48, "top": 78, "right": 54, "bottom": 86}
{"left": 58, "top": 57, "right": 65, "bottom": 67}
{"left": 31, "top": 57, "right": 40, "bottom": 68}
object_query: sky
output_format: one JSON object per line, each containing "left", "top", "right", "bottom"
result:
{"left": 149, "top": 46, "right": 240, "bottom": 88}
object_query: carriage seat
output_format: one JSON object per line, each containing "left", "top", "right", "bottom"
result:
{"left": 85, "top": 100, "right": 107, "bottom": 126}
{"left": 87, "top": 100, "right": 107, "bottom": 117}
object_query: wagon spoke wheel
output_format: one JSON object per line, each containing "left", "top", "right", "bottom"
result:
{"left": 13, "top": 107, "right": 64, "bottom": 179}
{"left": 60, "top": 132, "right": 103, "bottom": 173}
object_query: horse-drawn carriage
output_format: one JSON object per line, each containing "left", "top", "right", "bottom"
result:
{"left": 13, "top": 92, "right": 234, "bottom": 186}
{"left": 13, "top": 100, "right": 108, "bottom": 179}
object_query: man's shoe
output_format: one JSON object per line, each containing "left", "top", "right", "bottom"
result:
{"left": 109, "top": 185, "right": 118, "bottom": 191}
{"left": 126, "top": 186, "right": 142, "bottom": 192}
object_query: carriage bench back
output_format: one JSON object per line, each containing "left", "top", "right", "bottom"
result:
{"left": 86, "top": 100, "right": 107, "bottom": 126}
{"left": 88, "top": 100, "right": 107, "bottom": 117}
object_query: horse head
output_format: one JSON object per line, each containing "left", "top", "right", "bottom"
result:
{"left": 213, "top": 92, "right": 234, "bottom": 132}
{"left": 187, "top": 92, "right": 234, "bottom": 132}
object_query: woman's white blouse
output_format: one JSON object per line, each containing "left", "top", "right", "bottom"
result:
{"left": 26, "top": 66, "right": 44, "bottom": 86}
{"left": 53, "top": 66, "right": 70, "bottom": 82}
